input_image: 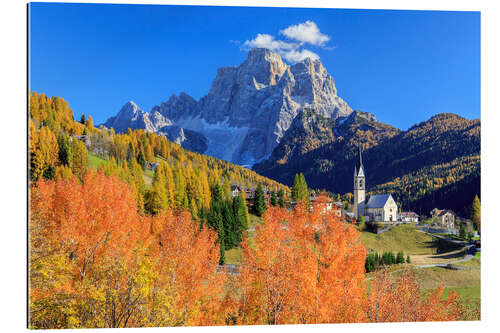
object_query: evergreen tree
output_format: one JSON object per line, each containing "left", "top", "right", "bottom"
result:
{"left": 222, "top": 200, "right": 236, "bottom": 250}
{"left": 390, "top": 252, "right": 396, "bottom": 265}
{"left": 57, "top": 134, "right": 72, "bottom": 167}
{"left": 233, "top": 194, "right": 249, "bottom": 246}
{"left": 42, "top": 165, "right": 55, "bottom": 180}
{"left": 270, "top": 191, "right": 278, "bottom": 206}
{"left": 277, "top": 188, "right": 285, "bottom": 208}
{"left": 211, "top": 207, "right": 225, "bottom": 265}
{"left": 406, "top": 255, "right": 411, "bottom": 264}
{"left": 80, "top": 113, "right": 85, "bottom": 124}
{"left": 207, "top": 186, "right": 226, "bottom": 264}
{"left": 396, "top": 251, "right": 405, "bottom": 264}
{"left": 212, "top": 182, "right": 225, "bottom": 204}
{"left": 365, "top": 253, "right": 376, "bottom": 272}
{"left": 471, "top": 195, "right": 481, "bottom": 234}
{"left": 137, "top": 150, "right": 146, "bottom": 169}
{"left": 253, "top": 184, "right": 267, "bottom": 217}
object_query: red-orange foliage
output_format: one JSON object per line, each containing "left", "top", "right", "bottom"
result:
{"left": 232, "top": 195, "right": 367, "bottom": 325}
{"left": 29, "top": 171, "right": 225, "bottom": 329}
{"left": 145, "top": 211, "right": 228, "bottom": 326}
{"left": 30, "top": 171, "right": 148, "bottom": 328}
{"left": 29, "top": 177, "right": 478, "bottom": 328}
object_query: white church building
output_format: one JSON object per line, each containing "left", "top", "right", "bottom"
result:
{"left": 353, "top": 144, "right": 398, "bottom": 222}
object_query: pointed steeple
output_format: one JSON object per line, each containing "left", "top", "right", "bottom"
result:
{"left": 355, "top": 142, "right": 364, "bottom": 177}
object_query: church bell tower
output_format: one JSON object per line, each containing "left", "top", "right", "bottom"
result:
{"left": 353, "top": 143, "right": 365, "bottom": 219}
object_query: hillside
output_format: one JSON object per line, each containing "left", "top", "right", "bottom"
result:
{"left": 254, "top": 112, "right": 480, "bottom": 216}
{"left": 29, "top": 91, "right": 290, "bottom": 219}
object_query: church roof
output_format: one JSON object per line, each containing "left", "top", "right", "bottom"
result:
{"left": 366, "top": 194, "right": 394, "bottom": 208}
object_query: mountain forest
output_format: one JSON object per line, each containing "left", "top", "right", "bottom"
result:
{"left": 254, "top": 109, "right": 480, "bottom": 217}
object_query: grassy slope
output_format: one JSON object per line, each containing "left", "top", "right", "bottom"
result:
{"left": 88, "top": 153, "right": 107, "bottom": 169}
{"left": 399, "top": 252, "right": 480, "bottom": 305}
{"left": 360, "top": 224, "right": 439, "bottom": 255}
{"left": 88, "top": 152, "right": 154, "bottom": 188}
{"left": 416, "top": 267, "right": 480, "bottom": 305}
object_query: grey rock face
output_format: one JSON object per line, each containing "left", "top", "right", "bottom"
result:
{"left": 103, "top": 101, "right": 155, "bottom": 133}
{"left": 157, "top": 125, "right": 208, "bottom": 154}
{"left": 102, "top": 48, "right": 353, "bottom": 166}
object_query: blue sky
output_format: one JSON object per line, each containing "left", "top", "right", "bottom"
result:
{"left": 29, "top": 3, "right": 480, "bottom": 130}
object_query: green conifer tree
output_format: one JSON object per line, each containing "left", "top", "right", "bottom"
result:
{"left": 57, "top": 134, "right": 72, "bottom": 167}
{"left": 233, "top": 194, "right": 249, "bottom": 246}
{"left": 253, "top": 184, "right": 267, "bottom": 217}
{"left": 277, "top": 188, "right": 285, "bottom": 208}
{"left": 270, "top": 191, "right": 278, "bottom": 206}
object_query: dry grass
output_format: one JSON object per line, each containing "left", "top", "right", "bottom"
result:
{"left": 394, "top": 266, "right": 480, "bottom": 291}
{"left": 410, "top": 247, "right": 467, "bottom": 265}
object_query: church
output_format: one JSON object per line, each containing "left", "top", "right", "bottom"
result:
{"left": 353, "top": 144, "right": 398, "bottom": 222}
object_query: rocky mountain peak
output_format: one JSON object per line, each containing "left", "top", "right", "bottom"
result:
{"left": 238, "top": 48, "right": 288, "bottom": 87}
{"left": 103, "top": 101, "right": 156, "bottom": 133}
{"left": 103, "top": 47, "right": 354, "bottom": 166}
{"left": 118, "top": 101, "right": 141, "bottom": 117}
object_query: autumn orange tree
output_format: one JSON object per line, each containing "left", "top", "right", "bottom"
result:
{"left": 229, "top": 195, "right": 367, "bottom": 325}
{"left": 29, "top": 171, "right": 227, "bottom": 329}
{"left": 144, "top": 211, "right": 228, "bottom": 326}
{"left": 29, "top": 171, "right": 148, "bottom": 328}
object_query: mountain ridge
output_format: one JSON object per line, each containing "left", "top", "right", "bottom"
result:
{"left": 103, "top": 48, "right": 353, "bottom": 166}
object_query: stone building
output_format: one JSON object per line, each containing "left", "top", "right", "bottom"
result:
{"left": 430, "top": 208, "right": 456, "bottom": 229}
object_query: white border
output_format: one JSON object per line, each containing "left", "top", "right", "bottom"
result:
{"left": 1, "top": 0, "right": 499, "bottom": 332}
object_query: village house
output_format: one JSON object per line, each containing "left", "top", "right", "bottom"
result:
{"left": 242, "top": 186, "right": 272, "bottom": 206}
{"left": 70, "top": 134, "right": 91, "bottom": 147}
{"left": 399, "top": 211, "right": 419, "bottom": 223}
{"left": 430, "top": 208, "right": 456, "bottom": 229}
{"left": 230, "top": 185, "right": 242, "bottom": 198}
{"left": 309, "top": 196, "right": 343, "bottom": 218}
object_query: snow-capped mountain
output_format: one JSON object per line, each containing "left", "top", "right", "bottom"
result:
{"left": 102, "top": 48, "right": 353, "bottom": 166}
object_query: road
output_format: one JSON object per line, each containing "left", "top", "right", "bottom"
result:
{"left": 416, "top": 231, "right": 476, "bottom": 268}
